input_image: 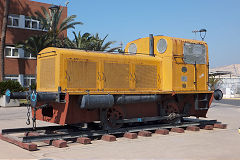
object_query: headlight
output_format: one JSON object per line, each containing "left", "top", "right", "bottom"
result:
{"left": 157, "top": 39, "right": 167, "bottom": 53}
{"left": 128, "top": 43, "right": 137, "bottom": 54}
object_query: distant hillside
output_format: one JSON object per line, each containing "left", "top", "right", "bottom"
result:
{"left": 210, "top": 64, "right": 240, "bottom": 76}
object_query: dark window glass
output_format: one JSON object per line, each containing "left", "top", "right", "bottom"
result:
{"left": 25, "top": 19, "right": 31, "bottom": 28}
{"left": 5, "top": 48, "right": 11, "bottom": 56}
{"left": 13, "top": 18, "right": 19, "bottom": 26}
{"left": 183, "top": 43, "right": 206, "bottom": 64}
{"left": 24, "top": 79, "right": 29, "bottom": 86}
{"left": 31, "top": 53, "right": 37, "bottom": 58}
{"left": 30, "top": 79, "right": 35, "bottom": 85}
{"left": 39, "top": 22, "right": 43, "bottom": 29}
{"left": 13, "top": 49, "right": 19, "bottom": 56}
{"left": 32, "top": 21, "right": 37, "bottom": 29}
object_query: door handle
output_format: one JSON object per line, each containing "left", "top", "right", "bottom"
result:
{"left": 102, "top": 72, "right": 106, "bottom": 82}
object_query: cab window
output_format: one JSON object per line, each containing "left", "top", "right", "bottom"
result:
{"left": 183, "top": 43, "right": 206, "bottom": 64}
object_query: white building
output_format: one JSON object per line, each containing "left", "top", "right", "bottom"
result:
{"left": 210, "top": 64, "right": 240, "bottom": 98}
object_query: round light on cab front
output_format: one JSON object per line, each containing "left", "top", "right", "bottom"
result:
{"left": 157, "top": 39, "right": 167, "bottom": 53}
{"left": 128, "top": 43, "right": 137, "bottom": 54}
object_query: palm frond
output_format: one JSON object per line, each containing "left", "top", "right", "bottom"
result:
{"left": 35, "top": 6, "right": 82, "bottom": 40}
{"left": 60, "top": 15, "right": 79, "bottom": 30}
{"left": 106, "top": 46, "right": 121, "bottom": 52}
{"left": 59, "top": 22, "right": 82, "bottom": 33}
{"left": 101, "top": 41, "right": 115, "bottom": 51}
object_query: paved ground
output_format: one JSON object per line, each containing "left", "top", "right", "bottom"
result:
{"left": 0, "top": 100, "right": 240, "bottom": 160}
{"left": 214, "top": 98, "right": 240, "bottom": 106}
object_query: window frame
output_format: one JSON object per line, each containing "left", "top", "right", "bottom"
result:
{"left": 23, "top": 75, "right": 36, "bottom": 87}
{"left": 183, "top": 43, "right": 207, "bottom": 64}
{"left": 7, "top": 14, "right": 20, "bottom": 27}
{"left": 7, "top": 14, "right": 47, "bottom": 31}
{"left": 24, "top": 17, "right": 43, "bottom": 30}
{"left": 24, "top": 51, "right": 37, "bottom": 59}
{"left": 25, "top": 18, "right": 31, "bottom": 28}
{"left": 4, "top": 46, "right": 19, "bottom": 58}
{"left": 4, "top": 75, "right": 19, "bottom": 82}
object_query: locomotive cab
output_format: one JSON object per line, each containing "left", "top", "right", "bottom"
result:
{"left": 125, "top": 36, "right": 209, "bottom": 92}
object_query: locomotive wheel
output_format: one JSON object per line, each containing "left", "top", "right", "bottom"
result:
{"left": 162, "top": 100, "right": 181, "bottom": 124}
{"left": 163, "top": 100, "right": 180, "bottom": 115}
{"left": 100, "top": 107, "right": 124, "bottom": 130}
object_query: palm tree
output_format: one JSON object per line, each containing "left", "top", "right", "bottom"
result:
{"left": 69, "top": 32, "right": 120, "bottom": 52}
{"left": 88, "top": 33, "right": 120, "bottom": 52}
{"left": 209, "top": 75, "right": 222, "bottom": 91}
{"left": 35, "top": 6, "right": 82, "bottom": 47}
{"left": 72, "top": 31, "right": 93, "bottom": 49}
{"left": 16, "top": 34, "right": 53, "bottom": 57}
{"left": 16, "top": 5, "right": 82, "bottom": 56}
{"left": 0, "top": 0, "right": 10, "bottom": 81}
{"left": 56, "top": 35, "right": 75, "bottom": 48}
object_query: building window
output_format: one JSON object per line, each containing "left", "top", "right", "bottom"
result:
{"left": 24, "top": 75, "right": 35, "bottom": 87}
{"left": 5, "top": 46, "right": 36, "bottom": 59}
{"left": 25, "top": 18, "right": 31, "bottom": 28}
{"left": 4, "top": 75, "right": 19, "bottom": 82}
{"left": 32, "top": 20, "right": 38, "bottom": 29}
{"left": 7, "top": 14, "right": 20, "bottom": 27}
{"left": 25, "top": 17, "right": 43, "bottom": 30}
{"left": 7, "top": 14, "right": 47, "bottom": 31}
{"left": 24, "top": 51, "right": 36, "bottom": 59}
{"left": 5, "top": 46, "right": 19, "bottom": 57}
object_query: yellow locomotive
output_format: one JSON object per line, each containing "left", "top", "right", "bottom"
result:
{"left": 7, "top": 34, "right": 218, "bottom": 129}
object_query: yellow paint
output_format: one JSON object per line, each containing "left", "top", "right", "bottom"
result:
{"left": 37, "top": 36, "right": 210, "bottom": 95}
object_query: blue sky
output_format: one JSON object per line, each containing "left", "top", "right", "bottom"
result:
{"left": 33, "top": 0, "right": 240, "bottom": 68}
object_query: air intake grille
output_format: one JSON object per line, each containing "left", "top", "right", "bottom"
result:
{"left": 40, "top": 57, "right": 55, "bottom": 89}
{"left": 135, "top": 64, "right": 157, "bottom": 89}
{"left": 67, "top": 60, "right": 96, "bottom": 89}
{"left": 104, "top": 63, "right": 129, "bottom": 89}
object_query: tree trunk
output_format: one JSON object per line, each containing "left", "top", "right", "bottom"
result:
{"left": 0, "top": 0, "right": 10, "bottom": 81}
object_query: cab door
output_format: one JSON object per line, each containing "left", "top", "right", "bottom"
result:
{"left": 172, "top": 59, "right": 195, "bottom": 91}
{"left": 183, "top": 43, "right": 208, "bottom": 91}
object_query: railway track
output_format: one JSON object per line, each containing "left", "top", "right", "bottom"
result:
{"left": 0, "top": 118, "right": 227, "bottom": 151}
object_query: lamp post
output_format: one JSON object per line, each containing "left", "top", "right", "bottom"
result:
{"left": 48, "top": 5, "right": 60, "bottom": 47}
{"left": 49, "top": 4, "right": 60, "bottom": 10}
{"left": 192, "top": 29, "right": 207, "bottom": 41}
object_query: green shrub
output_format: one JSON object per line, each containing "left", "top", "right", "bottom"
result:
{"left": 0, "top": 80, "right": 24, "bottom": 97}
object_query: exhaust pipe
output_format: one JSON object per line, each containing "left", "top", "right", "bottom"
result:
{"left": 149, "top": 34, "right": 154, "bottom": 56}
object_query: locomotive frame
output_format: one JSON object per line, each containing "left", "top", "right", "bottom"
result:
{"left": 6, "top": 34, "right": 220, "bottom": 130}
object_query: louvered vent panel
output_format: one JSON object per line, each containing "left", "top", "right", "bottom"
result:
{"left": 135, "top": 65, "right": 157, "bottom": 89}
{"left": 67, "top": 60, "right": 96, "bottom": 89}
{"left": 40, "top": 57, "right": 55, "bottom": 89}
{"left": 104, "top": 63, "right": 129, "bottom": 89}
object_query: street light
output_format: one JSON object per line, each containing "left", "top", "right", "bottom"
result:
{"left": 49, "top": 5, "right": 60, "bottom": 11}
{"left": 192, "top": 29, "right": 207, "bottom": 41}
{"left": 49, "top": 5, "right": 60, "bottom": 47}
